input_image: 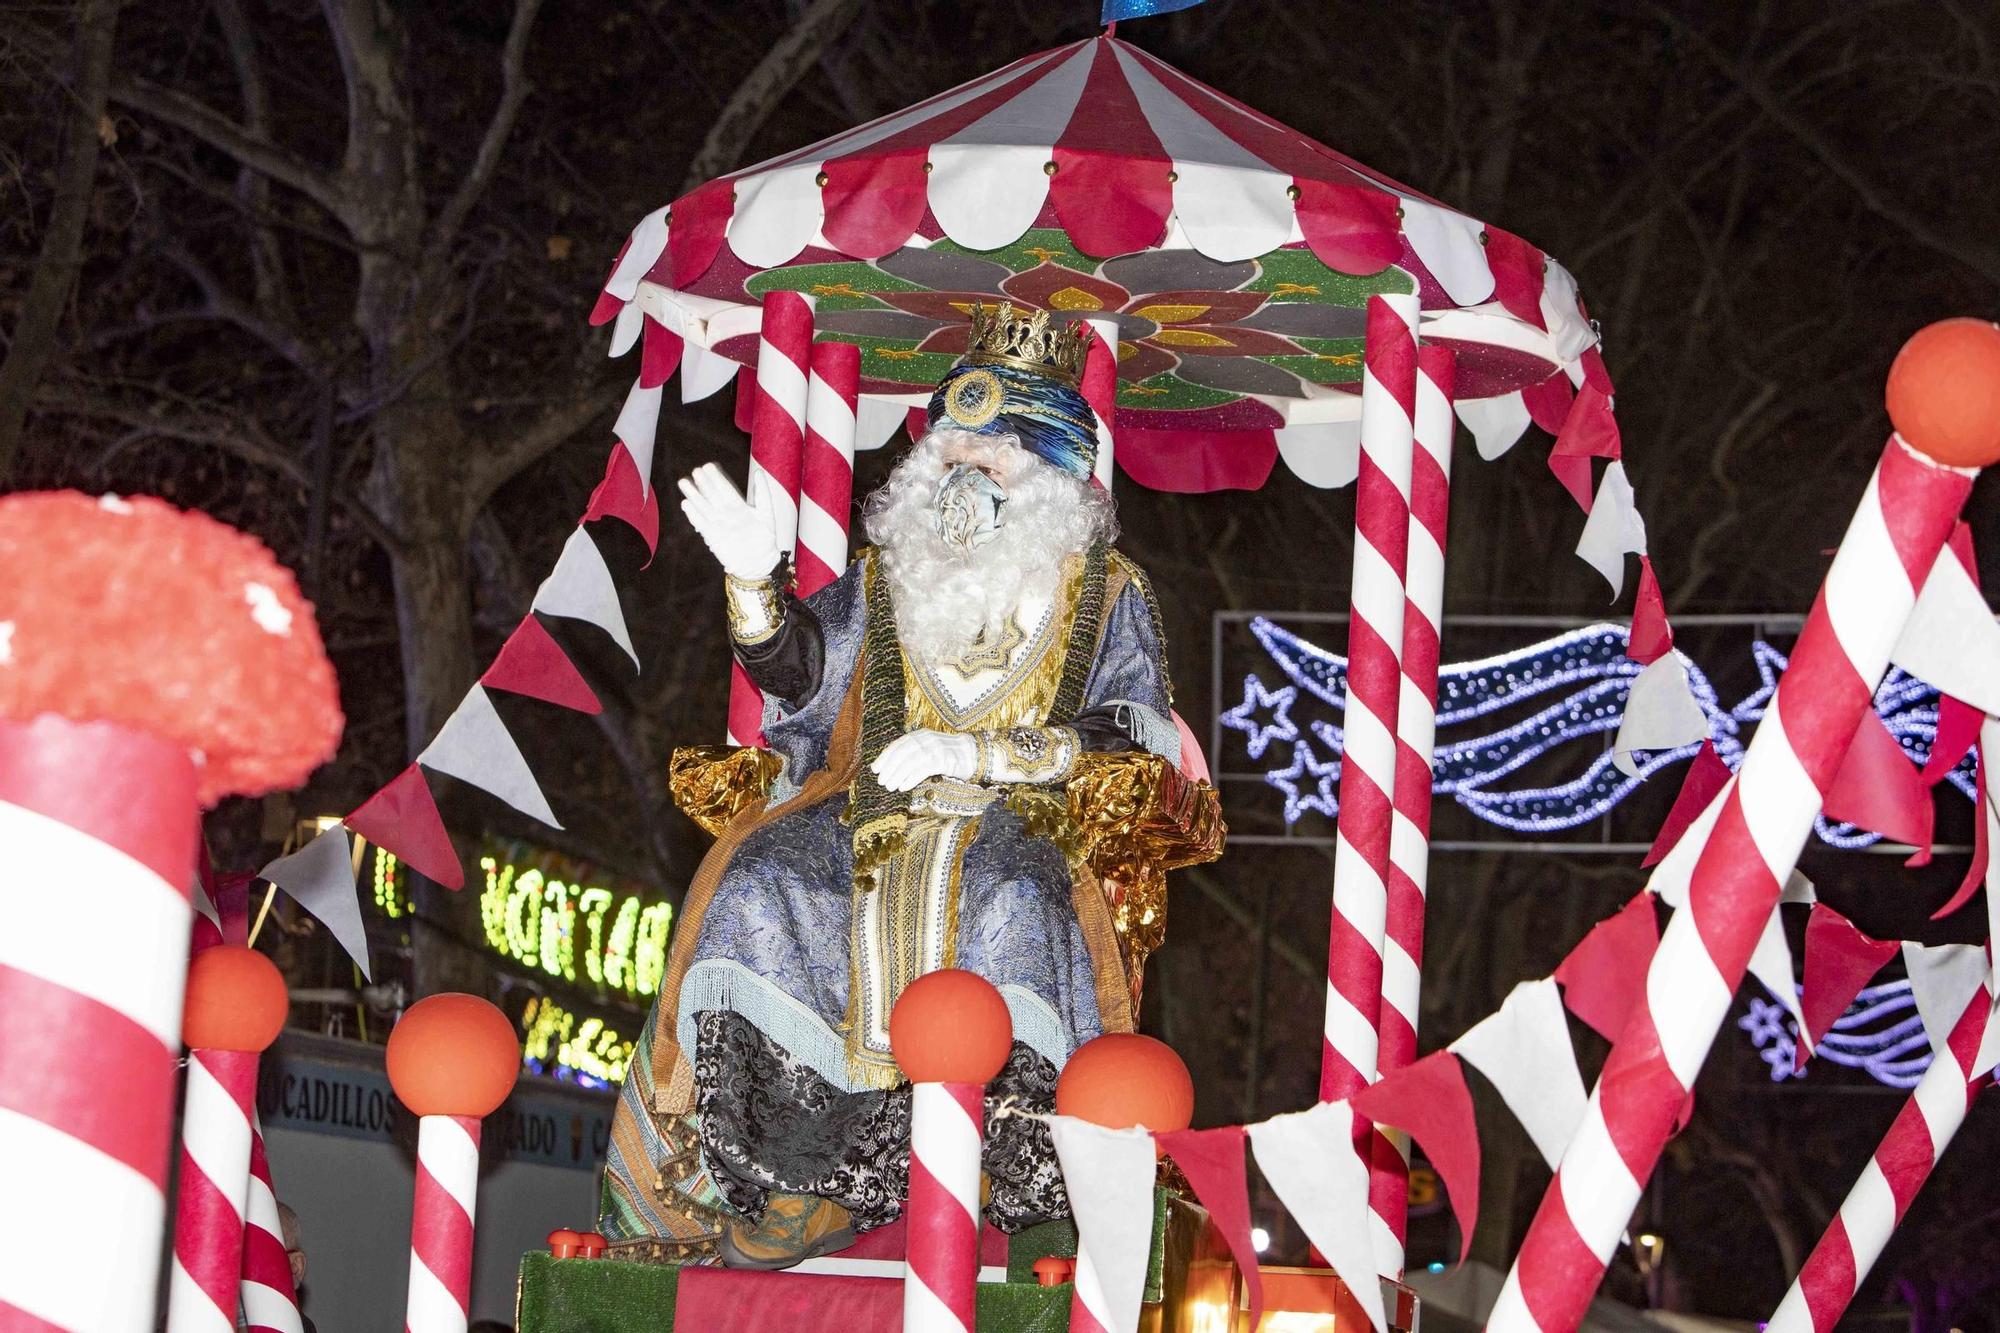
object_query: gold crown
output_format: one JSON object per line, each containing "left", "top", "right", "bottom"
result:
{"left": 963, "top": 302, "right": 1090, "bottom": 384}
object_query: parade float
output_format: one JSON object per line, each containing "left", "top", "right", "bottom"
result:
{"left": 4, "top": 17, "right": 2000, "bottom": 1333}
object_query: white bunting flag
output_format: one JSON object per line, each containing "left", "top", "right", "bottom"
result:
{"left": 1247, "top": 1101, "right": 1387, "bottom": 1333}
{"left": 1456, "top": 392, "right": 1532, "bottom": 462}
{"left": 1049, "top": 1118, "right": 1157, "bottom": 1333}
{"left": 1576, "top": 462, "right": 1648, "bottom": 599}
{"left": 1890, "top": 541, "right": 2000, "bottom": 716}
{"left": 613, "top": 379, "right": 665, "bottom": 492}
{"left": 532, "top": 527, "right": 637, "bottom": 666}
{"left": 1613, "top": 654, "right": 1710, "bottom": 777}
{"left": 1449, "top": 978, "right": 1588, "bottom": 1171}
{"left": 1902, "top": 942, "right": 1989, "bottom": 1061}
{"left": 419, "top": 685, "right": 562, "bottom": 828}
{"left": 258, "top": 826, "right": 371, "bottom": 978}
{"left": 1748, "top": 907, "right": 1806, "bottom": 1034}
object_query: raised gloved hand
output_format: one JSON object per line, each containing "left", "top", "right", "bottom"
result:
{"left": 871, "top": 729, "right": 980, "bottom": 792}
{"left": 677, "top": 463, "right": 783, "bottom": 579}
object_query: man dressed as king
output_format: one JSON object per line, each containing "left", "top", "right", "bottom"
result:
{"left": 600, "top": 304, "right": 1185, "bottom": 1268}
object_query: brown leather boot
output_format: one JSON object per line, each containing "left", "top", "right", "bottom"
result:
{"left": 717, "top": 1193, "right": 857, "bottom": 1270}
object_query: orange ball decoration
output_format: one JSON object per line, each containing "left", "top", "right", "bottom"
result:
{"left": 1055, "top": 1034, "right": 1194, "bottom": 1133}
{"left": 1885, "top": 318, "right": 2000, "bottom": 468}
{"left": 182, "top": 946, "right": 289, "bottom": 1052}
{"left": 385, "top": 993, "right": 520, "bottom": 1118}
{"left": 889, "top": 969, "right": 1013, "bottom": 1084}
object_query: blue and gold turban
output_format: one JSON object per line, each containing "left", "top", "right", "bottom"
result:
{"left": 924, "top": 303, "right": 1100, "bottom": 482}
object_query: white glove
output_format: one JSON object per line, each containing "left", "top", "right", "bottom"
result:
{"left": 677, "top": 463, "right": 783, "bottom": 579}
{"left": 871, "top": 729, "right": 980, "bottom": 792}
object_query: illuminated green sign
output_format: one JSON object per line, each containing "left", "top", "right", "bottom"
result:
{"left": 477, "top": 854, "right": 673, "bottom": 1001}
{"left": 520, "top": 995, "right": 634, "bottom": 1086}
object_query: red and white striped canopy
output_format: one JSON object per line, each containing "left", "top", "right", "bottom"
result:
{"left": 591, "top": 34, "right": 1614, "bottom": 493}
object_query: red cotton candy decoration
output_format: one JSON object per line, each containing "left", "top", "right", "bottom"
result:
{"left": 0, "top": 492, "right": 342, "bottom": 805}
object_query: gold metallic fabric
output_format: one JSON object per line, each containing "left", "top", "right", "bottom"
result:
{"left": 668, "top": 745, "right": 783, "bottom": 838}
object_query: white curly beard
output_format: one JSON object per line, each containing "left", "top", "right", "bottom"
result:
{"left": 863, "top": 430, "right": 1117, "bottom": 665}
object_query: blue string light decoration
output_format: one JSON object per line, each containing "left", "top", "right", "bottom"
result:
{"left": 1737, "top": 981, "right": 1932, "bottom": 1088}
{"left": 1222, "top": 618, "right": 1978, "bottom": 843}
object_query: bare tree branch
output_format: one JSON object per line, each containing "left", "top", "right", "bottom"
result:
{"left": 108, "top": 75, "right": 350, "bottom": 220}
{"left": 423, "top": 0, "right": 546, "bottom": 275}
{"left": 678, "top": 0, "right": 867, "bottom": 195}
{"left": 0, "top": 0, "right": 121, "bottom": 481}
{"left": 465, "top": 380, "right": 625, "bottom": 509}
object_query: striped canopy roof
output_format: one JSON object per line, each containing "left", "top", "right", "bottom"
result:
{"left": 591, "top": 34, "right": 1615, "bottom": 493}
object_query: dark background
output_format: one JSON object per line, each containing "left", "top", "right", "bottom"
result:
{"left": 5, "top": 0, "right": 1999, "bottom": 1324}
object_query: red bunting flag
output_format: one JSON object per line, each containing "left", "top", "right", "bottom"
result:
{"left": 1800, "top": 904, "right": 1899, "bottom": 1055}
{"left": 1156, "top": 1127, "right": 1263, "bottom": 1332}
{"left": 482, "top": 615, "right": 602, "bottom": 714}
{"left": 585, "top": 444, "right": 661, "bottom": 557}
{"left": 1930, "top": 750, "right": 1989, "bottom": 922}
{"left": 640, "top": 315, "right": 683, "bottom": 389}
{"left": 1553, "top": 891, "right": 1660, "bottom": 1042}
{"left": 1548, "top": 384, "right": 1621, "bottom": 510}
{"left": 344, "top": 763, "right": 462, "bottom": 890}
{"left": 1627, "top": 557, "right": 1675, "bottom": 665}
{"left": 1823, "top": 708, "right": 1934, "bottom": 863}
{"left": 1642, "top": 741, "right": 1732, "bottom": 868}
{"left": 1351, "top": 1051, "right": 1481, "bottom": 1264}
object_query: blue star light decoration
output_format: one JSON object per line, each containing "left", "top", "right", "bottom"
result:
{"left": 1735, "top": 980, "right": 1932, "bottom": 1088}
{"left": 1221, "top": 618, "right": 1978, "bottom": 841}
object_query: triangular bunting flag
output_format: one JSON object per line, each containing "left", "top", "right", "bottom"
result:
{"left": 1451, "top": 977, "right": 1588, "bottom": 1171}
{"left": 1156, "top": 1127, "right": 1262, "bottom": 1332}
{"left": 1891, "top": 525, "right": 2000, "bottom": 717}
{"left": 584, "top": 443, "right": 661, "bottom": 558}
{"left": 1520, "top": 375, "right": 1574, "bottom": 437}
{"left": 1548, "top": 384, "right": 1620, "bottom": 510}
{"left": 1575, "top": 462, "right": 1647, "bottom": 599}
{"left": 1247, "top": 1102, "right": 1387, "bottom": 1333}
{"left": 1554, "top": 891, "right": 1660, "bottom": 1042}
{"left": 483, "top": 615, "right": 602, "bottom": 714}
{"left": 1352, "top": 1051, "right": 1480, "bottom": 1263}
{"left": 1049, "top": 1118, "right": 1158, "bottom": 1333}
{"left": 258, "top": 826, "right": 371, "bottom": 979}
{"left": 1931, "top": 748, "right": 1987, "bottom": 922}
{"left": 640, "top": 314, "right": 683, "bottom": 390}
{"left": 419, "top": 685, "right": 562, "bottom": 829}
{"left": 1801, "top": 904, "right": 1898, "bottom": 1053}
{"left": 1627, "top": 557, "right": 1674, "bottom": 665}
{"left": 344, "top": 763, "right": 462, "bottom": 890}
{"left": 1483, "top": 229, "right": 1547, "bottom": 331}
{"left": 1612, "top": 653, "right": 1709, "bottom": 777}
{"left": 1902, "top": 942, "right": 1990, "bottom": 1061}
{"left": 1747, "top": 906, "right": 1805, "bottom": 1037}
{"left": 1643, "top": 741, "right": 1732, "bottom": 868}
{"left": 1823, "top": 707, "right": 1933, "bottom": 863}
{"left": 532, "top": 527, "right": 638, "bottom": 666}
{"left": 612, "top": 378, "right": 664, "bottom": 491}
{"left": 680, "top": 341, "right": 739, "bottom": 404}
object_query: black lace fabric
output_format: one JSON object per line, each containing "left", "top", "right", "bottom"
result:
{"left": 692, "top": 1010, "right": 1070, "bottom": 1232}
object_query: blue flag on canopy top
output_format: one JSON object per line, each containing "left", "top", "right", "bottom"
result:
{"left": 1103, "top": 0, "right": 1208, "bottom": 21}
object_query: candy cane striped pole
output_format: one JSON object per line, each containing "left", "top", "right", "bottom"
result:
{"left": 1490, "top": 434, "right": 1977, "bottom": 1332}
{"left": 1325, "top": 292, "right": 1419, "bottom": 1275}
{"left": 1367, "top": 344, "right": 1458, "bottom": 1273}
{"left": 796, "top": 339, "right": 861, "bottom": 598}
{"left": 242, "top": 1118, "right": 306, "bottom": 1333}
{"left": 1767, "top": 983, "right": 1995, "bottom": 1333}
{"left": 1081, "top": 316, "right": 1120, "bottom": 493}
{"left": 0, "top": 715, "right": 198, "bottom": 1330}
{"left": 167, "top": 1047, "right": 261, "bottom": 1332}
{"left": 906, "top": 1081, "right": 985, "bottom": 1333}
{"left": 726, "top": 289, "right": 816, "bottom": 746}
{"left": 407, "top": 1113, "right": 482, "bottom": 1333}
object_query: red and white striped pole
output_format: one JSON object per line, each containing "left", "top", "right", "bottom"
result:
{"left": 1766, "top": 983, "right": 1995, "bottom": 1332}
{"left": 1367, "top": 344, "right": 1458, "bottom": 1272}
{"left": 242, "top": 1119, "right": 307, "bottom": 1333}
{"left": 727, "top": 289, "right": 815, "bottom": 746}
{"left": 167, "top": 946, "right": 289, "bottom": 1332}
{"left": 1491, "top": 432, "right": 1988, "bottom": 1327}
{"left": 796, "top": 339, "right": 861, "bottom": 598}
{"left": 1326, "top": 291, "right": 1419, "bottom": 1274}
{"left": 1081, "top": 316, "right": 1120, "bottom": 493}
{"left": 890, "top": 971, "right": 1013, "bottom": 1333}
{"left": 388, "top": 994, "right": 522, "bottom": 1333}
{"left": 0, "top": 715, "right": 199, "bottom": 1330}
